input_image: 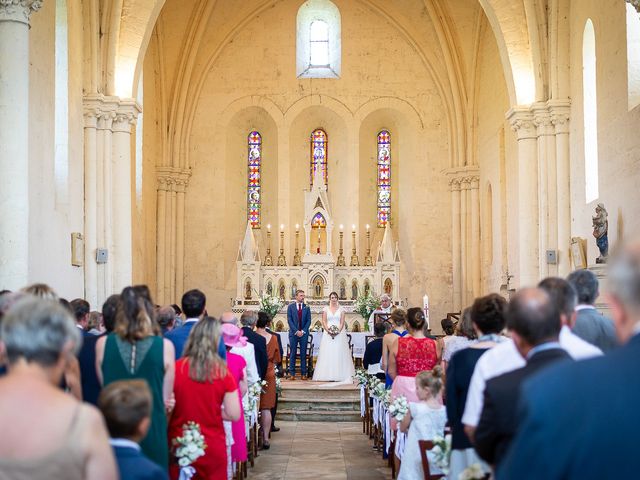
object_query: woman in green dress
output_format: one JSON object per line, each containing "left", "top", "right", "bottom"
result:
{"left": 96, "top": 286, "right": 175, "bottom": 469}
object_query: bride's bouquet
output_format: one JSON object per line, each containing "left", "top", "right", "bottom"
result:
{"left": 172, "top": 421, "right": 207, "bottom": 480}
{"left": 327, "top": 324, "right": 340, "bottom": 339}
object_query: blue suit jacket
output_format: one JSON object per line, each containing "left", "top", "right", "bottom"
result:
{"left": 112, "top": 445, "right": 168, "bottom": 480}
{"left": 287, "top": 302, "right": 311, "bottom": 335}
{"left": 498, "top": 333, "right": 640, "bottom": 480}
{"left": 165, "top": 321, "right": 227, "bottom": 360}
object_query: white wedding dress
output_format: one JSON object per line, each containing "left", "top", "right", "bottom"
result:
{"left": 312, "top": 306, "right": 356, "bottom": 382}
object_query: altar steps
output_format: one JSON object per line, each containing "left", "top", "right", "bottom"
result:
{"left": 276, "top": 381, "right": 361, "bottom": 422}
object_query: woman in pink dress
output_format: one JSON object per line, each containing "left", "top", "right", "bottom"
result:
{"left": 221, "top": 324, "right": 248, "bottom": 464}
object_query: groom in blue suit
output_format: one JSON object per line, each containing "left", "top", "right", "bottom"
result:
{"left": 287, "top": 289, "right": 311, "bottom": 379}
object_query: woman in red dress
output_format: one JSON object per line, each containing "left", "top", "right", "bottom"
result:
{"left": 169, "top": 317, "right": 241, "bottom": 480}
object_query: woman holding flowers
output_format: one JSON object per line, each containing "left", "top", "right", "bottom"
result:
{"left": 168, "top": 317, "right": 241, "bottom": 479}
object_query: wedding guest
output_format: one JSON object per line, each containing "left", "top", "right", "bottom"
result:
{"left": 221, "top": 323, "right": 248, "bottom": 465}
{"left": 88, "top": 311, "right": 105, "bottom": 335}
{"left": 0, "top": 297, "right": 116, "bottom": 479}
{"left": 255, "top": 312, "right": 281, "bottom": 449}
{"left": 446, "top": 294, "right": 506, "bottom": 479}
{"left": 240, "top": 311, "right": 268, "bottom": 380}
{"left": 474, "top": 288, "right": 571, "bottom": 468}
{"left": 23, "top": 284, "right": 82, "bottom": 401}
{"left": 441, "top": 308, "right": 477, "bottom": 370}
{"left": 398, "top": 367, "right": 447, "bottom": 480}
{"left": 567, "top": 268, "right": 618, "bottom": 352}
{"left": 169, "top": 317, "right": 241, "bottom": 480}
{"left": 70, "top": 298, "right": 91, "bottom": 334}
{"left": 96, "top": 287, "right": 175, "bottom": 469}
{"left": 263, "top": 311, "right": 283, "bottom": 433}
{"left": 368, "top": 293, "right": 394, "bottom": 332}
{"left": 220, "top": 312, "right": 259, "bottom": 385}
{"left": 499, "top": 243, "right": 640, "bottom": 479}
{"left": 99, "top": 380, "right": 167, "bottom": 480}
{"left": 381, "top": 309, "right": 408, "bottom": 387}
{"left": 170, "top": 304, "right": 183, "bottom": 328}
{"left": 363, "top": 321, "right": 387, "bottom": 381}
{"left": 462, "top": 278, "right": 602, "bottom": 440}
{"left": 157, "top": 306, "right": 176, "bottom": 335}
{"left": 389, "top": 308, "right": 438, "bottom": 417}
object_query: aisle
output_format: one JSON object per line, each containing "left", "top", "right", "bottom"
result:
{"left": 251, "top": 421, "right": 390, "bottom": 480}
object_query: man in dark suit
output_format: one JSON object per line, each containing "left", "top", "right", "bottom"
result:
{"left": 99, "top": 380, "right": 167, "bottom": 480}
{"left": 165, "top": 289, "right": 226, "bottom": 360}
{"left": 287, "top": 289, "right": 311, "bottom": 379}
{"left": 499, "top": 244, "right": 640, "bottom": 480}
{"left": 77, "top": 294, "right": 118, "bottom": 405}
{"left": 70, "top": 298, "right": 91, "bottom": 335}
{"left": 475, "top": 287, "right": 572, "bottom": 468}
{"left": 567, "top": 268, "right": 618, "bottom": 352}
{"left": 240, "top": 310, "right": 268, "bottom": 380}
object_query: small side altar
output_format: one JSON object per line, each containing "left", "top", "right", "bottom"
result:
{"left": 234, "top": 169, "right": 401, "bottom": 332}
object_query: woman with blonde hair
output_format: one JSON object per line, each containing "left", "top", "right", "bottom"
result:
{"left": 169, "top": 316, "right": 241, "bottom": 480}
{"left": 96, "top": 286, "right": 175, "bottom": 469}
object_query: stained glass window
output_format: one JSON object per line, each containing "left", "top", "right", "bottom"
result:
{"left": 377, "top": 130, "right": 391, "bottom": 227}
{"left": 310, "top": 129, "right": 328, "bottom": 187}
{"left": 247, "top": 131, "right": 262, "bottom": 228}
{"left": 311, "top": 212, "right": 327, "bottom": 228}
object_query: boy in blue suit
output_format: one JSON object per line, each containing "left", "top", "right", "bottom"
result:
{"left": 99, "top": 380, "right": 168, "bottom": 480}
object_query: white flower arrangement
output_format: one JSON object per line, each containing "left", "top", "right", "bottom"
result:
{"left": 354, "top": 293, "right": 381, "bottom": 326}
{"left": 172, "top": 421, "right": 207, "bottom": 479}
{"left": 458, "top": 463, "right": 486, "bottom": 480}
{"left": 244, "top": 380, "right": 268, "bottom": 418}
{"left": 388, "top": 395, "right": 409, "bottom": 421}
{"left": 431, "top": 434, "right": 452, "bottom": 475}
{"left": 274, "top": 366, "right": 282, "bottom": 395}
{"left": 259, "top": 292, "right": 284, "bottom": 318}
{"left": 354, "top": 369, "right": 369, "bottom": 387}
{"left": 327, "top": 324, "right": 340, "bottom": 339}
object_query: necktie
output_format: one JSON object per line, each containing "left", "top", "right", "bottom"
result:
{"left": 298, "top": 303, "right": 303, "bottom": 330}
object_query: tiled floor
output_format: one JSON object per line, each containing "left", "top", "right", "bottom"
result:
{"left": 250, "top": 421, "right": 391, "bottom": 480}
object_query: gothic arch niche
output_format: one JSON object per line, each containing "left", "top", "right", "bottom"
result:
{"left": 352, "top": 321, "right": 361, "bottom": 332}
{"left": 291, "top": 279, "right": 298, "bottom": 299}
{"left": 311, "top": 212, "right": 327, "bottom": 254}
{"left": 339, "top": 278, "right": 346, "bottom": 299}
{"left": 311, "top": 274, "right": 325, "bottom": 299}
{"left": 383, "top": 278, "right": 393, "bottom": 296}
{"left": 266, "top": 279, "right": 274, "bottom": 296}
{"left": 351, "top": 279, "right": 359, "bottom": 300}
{"left": 364, "top": 279, "right": 371, "bottom": 297}
{"left": 244, "top": 278, "right": 252, "bottom": 299}
{"left": 278, "top": 279, "right": 286, "bottom": 299}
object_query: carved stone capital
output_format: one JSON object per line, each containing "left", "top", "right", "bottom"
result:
{"left": 449, "top": 177, "right": 461, "bottom": 192}
{"left": 0, "top": 0, "right": 42, "bottom": 24}
{"left": 507, "top": 108, "right": 537, "bottom": 140}
{"left": 548, "top": 101, "right": 571, "bottom": 135}
{"left": 157, "top": 166, "right": 192, "bottom": 192}
{"left": 112, "top": 100, "right": 141, "bottom": 133}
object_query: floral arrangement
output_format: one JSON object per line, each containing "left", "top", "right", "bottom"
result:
{"left": 354, "top": 369, "right": 369, "bottom": 387}
{"left": 327, "top": 324, "right": 340, "bottom": 338}
{"left": 388, "top": 395, "right": 409, "bottom": 421}
{"left": 274, "top": 366, "right": 282, "bottom": 395}
{"left": 459, "top": 464, "right": 486, "bottom": 480}
{"left": 368, "top": 377, "right": 388, "bottom": 401}
{"left": 259, "top": 292, "right": 284, "bottom": 319}
{"left": 172, "top": 421, "right": 207, "bottom": 479}
{"left": 353, "top": 293, "right": 381, "bottom": 326}
{"left": 431, "top": 434, "right": 452, "bottom": 475}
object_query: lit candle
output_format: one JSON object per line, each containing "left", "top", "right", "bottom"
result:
{"left": 366, "top": 224, "right": 370, "bottom": 231}
{"left": 280, "top": 224, "right": 284, "bottom": 232}
{"left": 352, "top": 224, "right": 356, "bottom": 232}
{"left": 267, "top": 224, "right": 271, "bottom": 232}
{"left": 295, "top": 223, "right": 300, "bottom": 231}
{"left": 340, "top": 224, "right": 344, "bottom": 231}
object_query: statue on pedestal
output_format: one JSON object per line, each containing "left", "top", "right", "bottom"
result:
{"left": 592, "top": 203, "right": 609, "bottom": 264}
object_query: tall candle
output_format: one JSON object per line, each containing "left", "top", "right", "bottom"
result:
{"left": 423, "top": 294, "right": 430, "bottom": 330}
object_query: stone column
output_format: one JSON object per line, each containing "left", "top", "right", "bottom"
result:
{"left": 82, "top": 102, "right": 99, "bottom": 307}
{"left": 0, "top": 0, "right": 42, "bottom": 289}
{"left": 174, "top": 171, "right": 190, "bottom": 301}
{"left": 550, "top": 101, "right": 571, "bottom": 276}
{"left": 508, "top": 108, "right": 539, "bottom": 288}
{"left": 156, "top": 173, "right": 169, "bottom": 304}
{"left": 470, "top": 175, "right": 481, "bottom": 297}
{"left": 450, "top": 178, "right": 462, "bottom": 310}
{"left": 459, "top": 178, "right": 469, "bottom": 305}
{"left": 111, "top": 101, "right": 140, "bottom": 292}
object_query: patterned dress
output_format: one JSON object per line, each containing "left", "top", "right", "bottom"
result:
{"left": 391, "top": 337, "right": 438, "bottom": 412}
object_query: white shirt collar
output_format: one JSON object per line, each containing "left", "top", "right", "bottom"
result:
{"left": 110, "top": 438, "right": 141, "bottom": 451}
{"left": 184, "top": 318, "right": 199, "bottom": 324}
{"left": 575, "top": 304, "right": 597, "bottom": 311}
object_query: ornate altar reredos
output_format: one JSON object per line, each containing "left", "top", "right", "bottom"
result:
{"left": 235, "top": 169, "right": 400, "bottom": 332}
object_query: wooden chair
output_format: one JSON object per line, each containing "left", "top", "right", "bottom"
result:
{"left": 417, "top": 440, "right": 445, "bottom": 480}
{"left": 346, "top": 333, "right": 354, "bottom": 357}
{"left": 365, "top": 334, "right": 376, "bottom": 345}
{"left": 285, "top": 333, "right": 314, "bottom": 377}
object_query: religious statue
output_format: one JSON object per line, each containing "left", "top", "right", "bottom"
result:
{"left": 351, "top": 281, "right": 358, "bottom": 300}
{"left": 279, "top": 282, "right": 286, "bottom": 300}
{"left": 339, "top": 280, "right": 346, "bottom": 300}
{"left": 592, "top": 203, "right": 609, "bottom": 264}
{"left": 266, "top": 281, "right": 273, "bottom": 296}
{"left": 244, "top": 280, "right": 252, "bottom": 300}
{"left": 364, "top": 281, "right": 370, "bottom": 297}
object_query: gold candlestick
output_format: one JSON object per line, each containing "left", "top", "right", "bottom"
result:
{"left": 277, "top": 224, "right": 287, "bottom": 266}
{"left": 336, "top": 224, "right": 346, "bottom": 266}
{"left": 263, "top": 224, "right": 273, "bottom": 266}
{"left": 293, "top": 224, "right": 301, "bottom": 266}
{"left": 364, "top": 224, "right": 373, "bottom": 266}
{"left": 350, "top": 225, "right": 360, "bottom": 266}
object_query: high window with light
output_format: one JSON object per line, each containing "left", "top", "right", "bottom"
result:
{"left": 310, "top": 21, "right": 330, "bottom": 66}
{"left": 296, "top": 0, "right": 341, "bottom": 78}
{"left": 247, "top": 131, "right": 262, "bottom": 228}
{"left": 377, "top": 130, "right": 391, "bottom": 227}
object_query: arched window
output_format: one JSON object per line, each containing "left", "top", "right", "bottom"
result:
{"left": 296, "top": 0, "right": 341, "bottom": 78}
{"left": 627, "top": 2, "right": 640, "bottom": 110}
{"left": 310, "top": 129, "right": 328, "bottom": 187}
{"left": 310, "top": 20, "right": 330, "bottom": 66}
{"left": 377, "top": 130, "right": 391, "bottom": 227}
{"left": 55, "top": 0, "right": 69, "bottom": 207}
{"left": 247, "top": 131, "right": 262, "bottom": 228}
{"left": 583, "top": 20, "right": 599, "bottom": 203}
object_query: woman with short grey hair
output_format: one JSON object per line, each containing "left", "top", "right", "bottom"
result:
{"left": 0, "top": 296, "right": 116, "bottom": 479}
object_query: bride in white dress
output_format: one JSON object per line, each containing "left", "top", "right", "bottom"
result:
{"left": 312, "top": 292, "right": 356, "bottom": 382}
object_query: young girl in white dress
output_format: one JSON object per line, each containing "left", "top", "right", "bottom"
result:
{"left": 398, "top": 366, "right": 448, "bottom": 480}
{"left": 312, "top": 292, "right": 356, "bottom": 382}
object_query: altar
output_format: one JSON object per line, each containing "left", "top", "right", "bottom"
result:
{"left": 277, "top": 331, "right": 371, "bottom": 359}
{"left": 233, "top": 169, "right": 401, "bottom": 331}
